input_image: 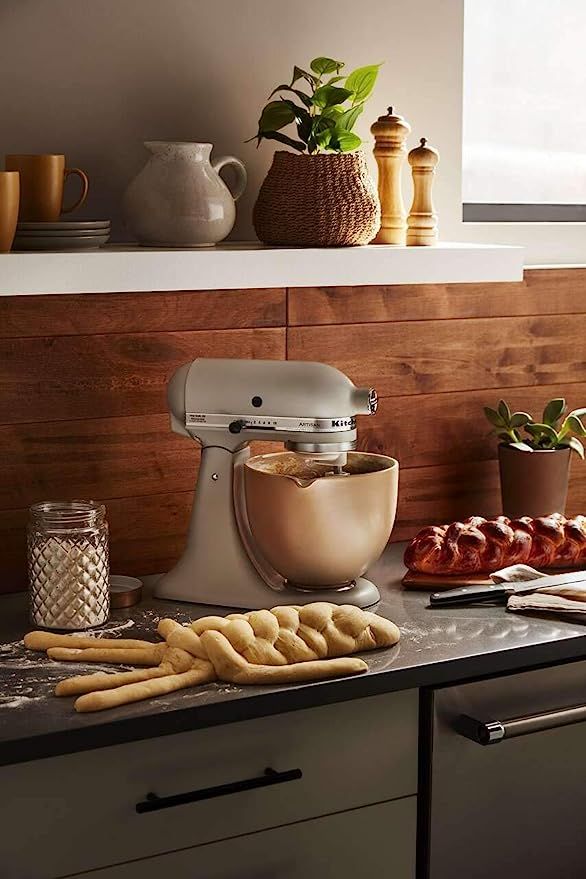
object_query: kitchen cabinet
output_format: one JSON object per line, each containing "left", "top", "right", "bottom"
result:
{"left": 426, "top": 660, "right": 586, "bottom": 878}
{"left": 0, "top": 690, "right": 417, "bottom": 879}
{"left": 69, "top": 797, "right": 417, "bottom": 879}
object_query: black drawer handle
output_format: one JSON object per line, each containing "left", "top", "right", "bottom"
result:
{"left": 136, "top": 767, "right": 302, "bottom": 814}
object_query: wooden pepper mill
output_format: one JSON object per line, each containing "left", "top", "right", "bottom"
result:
{"left": 407, "top": 137, "right": 439, "bottom": 246}
{"left": 371, "top": 107, "right": 411, "bottom": 245}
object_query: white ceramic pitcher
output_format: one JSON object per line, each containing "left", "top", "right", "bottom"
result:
{"left": 123, "top": 141, "right": 247, "bottom": 246}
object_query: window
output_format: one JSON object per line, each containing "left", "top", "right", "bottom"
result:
{"left": 463, "top": 0, "right": 586, "bottom": 222}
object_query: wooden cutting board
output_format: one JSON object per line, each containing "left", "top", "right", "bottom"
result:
{"left": 402, "top": 570, "right": 494, "bottom": 590}
{"left": 402, "top": 566, "right": 586, "bottom": 590}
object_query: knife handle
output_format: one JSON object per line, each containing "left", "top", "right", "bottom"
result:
{"left": 429, "top": 583, "right": 509, "bottom": 607}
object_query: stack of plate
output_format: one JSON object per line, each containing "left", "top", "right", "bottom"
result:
{"left": 13, "top": 220, "right": 111, "bottom": 251}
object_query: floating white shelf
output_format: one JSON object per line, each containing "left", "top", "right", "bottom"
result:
{"left": 0, "top": 241, "right": 524, "bottom": 296}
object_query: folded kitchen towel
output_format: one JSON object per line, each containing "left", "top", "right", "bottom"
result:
{"left": 491, "top": 564, "right": 586, "bottom": 615}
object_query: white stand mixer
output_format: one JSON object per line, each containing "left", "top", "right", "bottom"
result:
{"left": 155, "top": 359, "right": 396, "bottom": 609}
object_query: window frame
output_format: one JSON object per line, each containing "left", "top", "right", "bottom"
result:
{"left": 464, "top": 204, "right": 586, "bottom": 223}
{"left": 461, "top": 0, "right": 586, "bottom": 226}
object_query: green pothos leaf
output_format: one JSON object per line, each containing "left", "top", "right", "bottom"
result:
{"left": 291, "top": 65, "right": 317, "bottom": 86}
{"left": 336, "top": 103, "right": 364, "bottom": 132}
{"left": 258, "top": 100, "right": 296, "bottom": 133}
{"left": 314, "top": 127, "right": 334, "bottom": 149}
{"left": 278, "top": 98, "right": 311, "bottom": 126}
{"left": 329, "top": 129, "right": 362, "bottom": 152}
{"left": 257, "top": 130, "right": 306, "bottom": 151}
{"left": 344, "top": 64, "right": 381, "bottom": 103}
{"left": 312, "top": 85, "right": 354, "bottom": 109}
{"left": 268, "top": 85, "right": 312, "bottom": 108}
{"left": 310, "top": 57, "right": 344, "bottom": 76}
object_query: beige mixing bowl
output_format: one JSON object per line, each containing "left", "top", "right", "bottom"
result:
{"left": 244, "top": 451, "right": 398, "bottom": 589}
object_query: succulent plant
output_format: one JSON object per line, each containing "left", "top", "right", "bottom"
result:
{"left": 484, "top": 398, "right": 586, "bottom": 459}
{"left": 249, "top": 56, "right": 381, "bottom": 154}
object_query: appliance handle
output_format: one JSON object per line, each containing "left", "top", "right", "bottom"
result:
{"left": 136, "top": 767, "right": 302, "bottom": 814}
{"left": 457, "top": 705, "right": 586, "bottom": 745}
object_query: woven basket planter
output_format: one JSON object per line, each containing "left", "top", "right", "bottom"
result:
{"left": 253, "top": 150, "right": 380, "bottom": 247}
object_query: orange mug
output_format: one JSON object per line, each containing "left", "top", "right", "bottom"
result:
{"left": 0, "top": 171, "right": 19, "bottom": 252}
{"left": 5, "top": 154, "right": 89, "bottom": 222}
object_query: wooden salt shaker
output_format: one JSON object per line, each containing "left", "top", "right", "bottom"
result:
{"left": 407, "top": 137, "right": 439, "bottom": 246}
{"left": 371, "top": 107, "right": 411, "bottom": 245}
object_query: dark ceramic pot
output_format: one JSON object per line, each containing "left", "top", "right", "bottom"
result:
{"left": 498, "top": 444, "right": 571, "bottom": 519}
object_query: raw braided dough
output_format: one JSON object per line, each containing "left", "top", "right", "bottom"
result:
{"left": 404, "top": 513, "right": 586, "bottom": 575}
{"left": 25, "top": 602, "right": 400, "bottom": 712}
{"left": 161, "top": 603, "right": 398, "bottom": 665}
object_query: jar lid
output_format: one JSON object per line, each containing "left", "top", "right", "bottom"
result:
{"left": 109, "top": 575, "right": 143, "bottom": 608}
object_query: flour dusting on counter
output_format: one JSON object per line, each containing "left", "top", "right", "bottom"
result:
{"left": 82, "top": 619, "right": 136, "bottom": 636}
{"left": 0, "top": 695, "right": 44, "bottom": 709}
{"left": 0, "top": 639, "right": 24, "bottom": 655}
{"left": 0, "top": 623, "right": 142, "bottom": 709}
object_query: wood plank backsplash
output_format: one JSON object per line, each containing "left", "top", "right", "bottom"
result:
{"left": 1, "top": 268, "right": 585, "bottom": 592}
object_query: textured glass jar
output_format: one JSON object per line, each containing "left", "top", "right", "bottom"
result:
{"left": 27, "top": 501, "right": 110, "bottom": 630}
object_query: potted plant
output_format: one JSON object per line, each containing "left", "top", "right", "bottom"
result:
{"left": 250, "top": 56, "right": 382, "bottom": 247}
{"left": 484, "top": 398, "right": 586, "bottom": 518}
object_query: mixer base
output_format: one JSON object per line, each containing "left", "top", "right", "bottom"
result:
{"left": 276, "top": 577, "right": 380, "bottom": 608}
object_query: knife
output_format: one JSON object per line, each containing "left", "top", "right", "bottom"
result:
{"left": 429, "top": 570, "right": 586, "bottom": 607}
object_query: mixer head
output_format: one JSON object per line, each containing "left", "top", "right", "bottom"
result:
{"left": 167, "top": 358, "right": 378, "bottom": 452}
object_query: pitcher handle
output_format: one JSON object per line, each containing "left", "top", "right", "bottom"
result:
{"left": 212, "top": 156, "right": 247, "bottom": 201}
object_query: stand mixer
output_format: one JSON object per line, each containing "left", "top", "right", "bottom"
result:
{"left": 155, "top": 358, "right": 398, "bottom": 609}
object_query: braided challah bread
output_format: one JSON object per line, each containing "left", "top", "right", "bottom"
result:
{"left": 404, "top": 513, "right": 586, "bottom": 575}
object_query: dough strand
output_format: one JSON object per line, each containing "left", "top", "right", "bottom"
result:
{"left": 47, "top": 644, "right": 166, "bottom": 666}
{"left": 74, "top": 665, "right": 215, "bottom": 713}
{"left": 55, "top": 666, "right": 173, "bottom": 697}
{"left": 24, "top": 631, "right": 149, "bottom": 652}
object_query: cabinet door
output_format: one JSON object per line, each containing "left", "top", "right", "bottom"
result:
{"left": 427, "top": 660, "right": 586, "bottom": 879}
{"left": 0, "top": 690, "right": 417, "bottom": 878}
{"left": 70, "top": 797, "right": 417, "bottom": 879}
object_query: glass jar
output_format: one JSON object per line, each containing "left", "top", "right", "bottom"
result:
{"left": 27, "top": 501, "right": 110, "bottom": 630}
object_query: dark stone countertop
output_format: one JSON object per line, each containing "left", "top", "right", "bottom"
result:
{"left": 2, "top": 543, "right": 586, "bottom": 767}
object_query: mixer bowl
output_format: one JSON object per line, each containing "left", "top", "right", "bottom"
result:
{"left": 243, "top": 451, "right": 398, "bottom": 589}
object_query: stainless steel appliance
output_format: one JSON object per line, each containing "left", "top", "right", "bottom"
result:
{"left": 155, "top": 358, "right": 398, "bottom": 608}
{"left": 425, "top": 661, "right": 586, "bottom": 878}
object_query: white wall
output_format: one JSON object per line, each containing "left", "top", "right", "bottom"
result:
{"left": 1, "top": 0, "right": 583, "bottom": 263}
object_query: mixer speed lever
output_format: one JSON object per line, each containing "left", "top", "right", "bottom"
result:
{"left": 229, "top": 419, "right": 247, "bottom": 434}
